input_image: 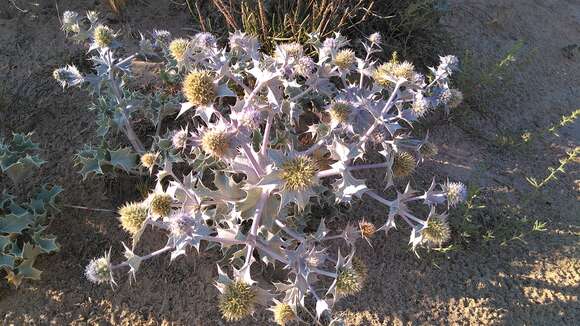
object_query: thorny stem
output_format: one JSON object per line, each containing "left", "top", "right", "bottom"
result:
{"left": 300, "top": 139, "right": 325, "bottom": 156}
{"left": 316, "top": 168, "right": 341, "bottom": 179}
{"left": 348, "top": 162, "right": 389, "bottom": 171}
{"left": 365, "top": 190, "right": 394, "bottom": 207}
{"left": 108, "top": 62, "right": 145, "bottom": 154}
{"left": 315, "top": 161, "right": 391, "bottom": 179}
{"left": 244, "top": 80, "right": 265, "bottom": 108}
{"left": 289, "top": 85, "right": 313, "bottom": 103}
{"left": 260, "top": 112, "right": 274, "bottom": 156}
{"left": 111, "top": 233, "right": 248, "bottom": 272}
{"left": 311, "top": 268, "right": 338, "bottom": 278}
{"left": 275, "top": 220, "right": 306, "bottom": 242}
{"left": 224, "top": 69, "right": 251, "bottom": 94}
{"left": 62, "top": 204, "right": 115, "bottom": 213}
{"left": 359, "top": 48, "right": 373, "bottom": 88}
{"left": 169, "top": 171, "right": 199, "bottom": 205}
{"left": 241, "top": 143, "right": 264, "bottom": 176}
{"left": 359, "top": 81, "right": 404, "bottom": 144}
{"left": 111, "top": 245, "right": 172, "bottom": 270}
{"left": 319, "top": 234, "right": 348, "bottom": 241}
{"left": 255, "top": 239, "right": 288, "bottom": 264}
{"left": 244, "top": 191, "right": 269, "bottom": 266}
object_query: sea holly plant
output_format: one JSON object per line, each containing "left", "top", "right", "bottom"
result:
{"left": 56, "top": 11, "right": 466, "bottom": 324}
{"left": 0, "top": 133, "right": 62, "bottom": 287}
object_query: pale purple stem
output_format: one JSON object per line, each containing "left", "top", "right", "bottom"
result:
{"left": 289, "top": 86, "right": 313, "bottom": 102}
{"left": 241, "top": 143, "right": 264, "bottom": 176}
{"left": 365, "top": 190, "right": 394, "bottom": 207}
{"left": 316, "top": 162, "right": 390, "bottom": 179}
{"left": 348, "top": 162, "right": 389, "bottom": 171}
{"left": 255, "top": 240, "right": 288, "bottom": 263}
{"left": 319, "top": 234, "right": 346, "bottom": 241}
{"left": 316, "top": 169, "right": 341, "bottom": 179}
{"left": 359, "top": 51, "right": 372, "bottom": 88}
{"left": 402, "top": 211, "right": 426, "bottom": 226}
{"left": 224, "top": 69, "right": 251, "bottom": 94}
{"left": 300, "top": 139, "right": 325, "bottom": 156}
{"left": 111, "top": 234, "right": 247, "bottom": 271}
{"left": 360, "top": 81, "right": 403, "bottom": 143}
{"left": 244, "top": 191, "right": 269, "bottom": 266}
{"left": 111, "top": 245, "right": 172, "bottom": 270}
{"left": 275, "top": 220, "right": 306, "bottom": 242}
{"left": 109, "top": 64, "right": 145, "bottom": 154}
{"left": 244, "top": 81, "right": 265, "bottom": 108}
{"left": 311, "top": 268, "right": 338, "bottom": 278}
{"left": 260, "top": 112, "right": 274, "bottom": 156}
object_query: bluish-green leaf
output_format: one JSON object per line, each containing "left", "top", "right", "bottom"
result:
{"left": 0, "top": 235, "right": 13, "bottom": 251}
{"left": 109, "top": 147, "right": 138, "bottom": 171}
{"left": 0, "top": 254, "right": 15, "bottom": 269}
{"left": 0, "top": 212, "right": 34, "bottom": 234}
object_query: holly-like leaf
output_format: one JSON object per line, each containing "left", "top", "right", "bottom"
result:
{"left": 0, "top": 235, "right": 13, "bottom": 251}
{"left": 34, "top": 235, "right": 59, "bottom": 253}
{"left": 109, "top": 147, "right": 138, "bottom": 171}
{"left": 0, "top": 212, "right": 35, "bottom": 234}
{"left": 2, "top": 155, "right": 45, "bottom": 184}
{"left": 0, "top": 254, "right": 15, "bottom": 269}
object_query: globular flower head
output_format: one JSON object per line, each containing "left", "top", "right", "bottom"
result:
{"left": 334, "top": 49, "right": 356, "bottom": 70}
{"left": 328, "top": 101, "right": 352, "bottom": 126}
{"left": 438, "top": 55, "right": 460, "bottom": 75}
{"left": 230, "top": 107, "right": 262, "bottom": 129}
{"left": 441, "top": 88, "right": 463, "bottom": 109}
{"left": 183, "top": 70, "right": 216, "bottom": 106}
{"left": 419, "top": 142, "right": 438, "bottom": 158}
{"left": 93, "top": 25, "right": 115, "bottom": 48}
{"left": 152, "top": 29, "right": 172, "bottom": 46}
{"left": 61, "top": 11, "right": 79, "bottom": 32}
{"left": 193, "top": 32, "right": 217, "bottom": 49}
{"left": 85, "top": 253, "right": 113, "bottom": 285}
{"left": 336, "top": 260, "right": 367, "bottom": 296}
{"left": 218, "top": 280, "right": 258, "bottom": 322}
{"left": 446, "top": 181, "right": 467, "bottom": 207}
{"left": 368, "top": 32, "right": 382, "bottom": 45}
{"left": 53, "top": 65, "right": 84, "bottom": 88}
{"left": 272, "top": 302, "right": 295, "bottom": 326}
{"left": 149, "top": 193, "right": 173, "bottom": 218}
{"left": 294, "top": 56, "right": 316, "bottom": 77}
{"left": 275, "top": 42, "right": 303, "bottom": 61}
{"left": 229, "top": 31, "right": 249, "bottom": 51}
{"left": 169, "top": 38, "right": 190, "bottom": 62}
{"left": 422, "top": 214, "right": 451, "bottom": 247}
{"left": 201, "top": 129, "right": 232, "bottom": 158}
{"left": 411, "top": 92, "right": 431, "bottom": 118}
{"left": 172, "top": 128, "right": 189, "bottom": 149}
{"left": 167, "top": 213, "right": 195, "bottom": 237}
{"left": 140, "top": 152, "right": 158, "bottom": 169}
{"left": 118, "top": 202, "right": 148, "bottom": 235}
{"left": 392, "top": 152, "right": 416, "bottom": 177}
{"left": 373, "top": 60, "right": 416, "bottom": 86}
{"left": 280, "top": 156, "right": 318, "bottom": 191}
{"left": 86, "top": 11, "right": 99, "bottom": 24}
{"left": 359, "top": 220, "right": 376, "bottom": 239}
{"left": 139, "top": 34, "right": 155, "bottom": 56}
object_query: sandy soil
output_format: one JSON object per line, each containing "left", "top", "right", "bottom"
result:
{"left": 0, "top": 0, "right": 578, "bottom": 325}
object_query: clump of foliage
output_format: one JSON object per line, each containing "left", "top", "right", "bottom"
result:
{"left": 195, "top": 0, "right": 448, "bottom": 64}
{"left": 0, "top": 133, "right": 61, "bottom": 287}
{"left": 56, "top": 10, "right": 465, "bottom": 324}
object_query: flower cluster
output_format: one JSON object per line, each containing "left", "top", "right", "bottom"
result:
{"left": 57, "top": 11, "right": 466, "bottom": 324}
